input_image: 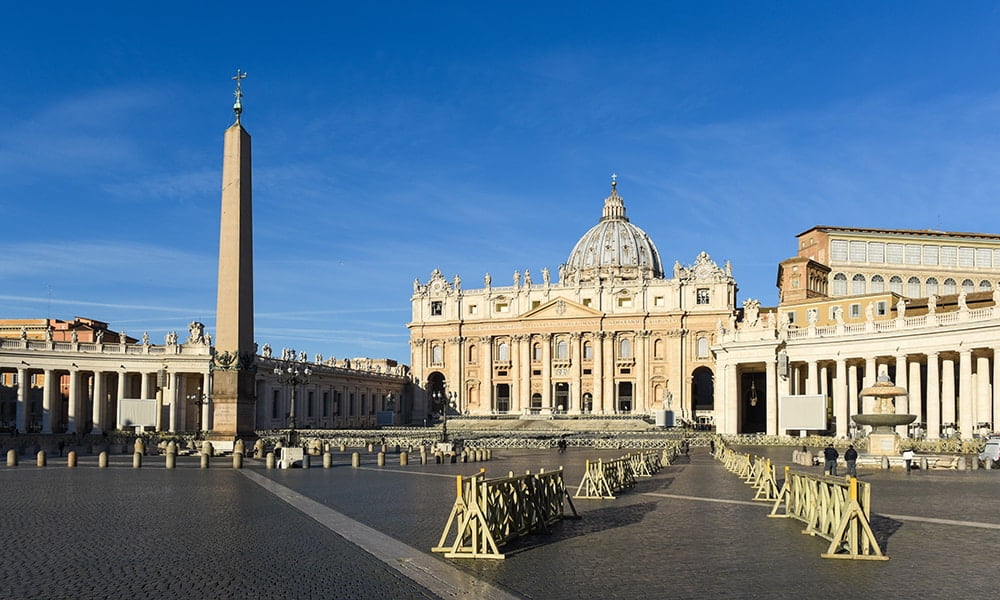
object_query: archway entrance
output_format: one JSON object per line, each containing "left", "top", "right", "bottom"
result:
{"left": 691, "top": 367, "right": 714, "bottom": 427}
{"left": 582, "top": 392, "right": 593, "bottom": 414}
{"left": 617, "top": 382, "right": 633, "bottom": 413}
{"left": 495, "top": 383, "right": 510, "bottom": 413}
{"left": 740, "top": 371, "right": 766, "bottom": 433}
{"left": 426, "top": 371, "right": 446, "bottom": 415}
{"left": 530, "top": 393, "right": 542, "bottom": 412}
{"left": 554, "top": 382, "right": 569, "bottom": 412}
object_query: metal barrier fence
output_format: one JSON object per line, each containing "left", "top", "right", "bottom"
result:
{"left": 573, "top": 447, "right": 676, "bottom": 500}
{"left": 715, "top": 444, "right": 886, "bottom": 561}
{"left": 432, "top": 468, "right": 577, "bottom": 559}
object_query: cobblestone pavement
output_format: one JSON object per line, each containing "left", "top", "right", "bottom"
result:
{"left": 1, "top": 446, "right": 998, "bottom": 599}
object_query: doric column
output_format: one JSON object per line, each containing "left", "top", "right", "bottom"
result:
{"left": 509, "top": 337, "right": 521, "bottom": 412}
{"left": 941, "top": 356, "right": 956, "bottom": 432}
{"left": 140, "top": 371, "right": 150, "bottom": 401}
{"left": 805, "top": 361, "right": 819, "bottom": 395}
{"left": 959, "top": 349, "right": 974, "bottom": 438}
{"left": 91, "top": 372, "right": 104, "bottom": 434}
{"left": 202, "top": 372, "right": 213, "bottom": 432}
{"left": 862, "top": 357, "right": 877, "bottom": 415}
{"left": 67, "top": 369, "right": 79, "bottom": 434}
{"left": 926, "top": 352, "right": 941, "bottom": 439}
{"left": 895, "top": 354, "right": 908, "bottom": 436}
{"left": 41, "top": 369, "right": 54, "bottom": 434}
{"left": 765, "top": 356, "right": 777, "bottom": 435}
{"left": 170, "top": 372, "right": 183, "bottom": 432}
{"left": 976, "top": 354, "right": 991, "bottom": 433}
{"left": 117, "top": 371, "right": 127, "bottom": 429}
{"left": 593, "top": 333, "right": 604, "bottom": 414}
{"left": 819, "top": 365, "right": 829, "bottom": 399}
{"left": 848, "top": 364, "right": 859, "bottom": 430}
{"left": 993, "top": 348, "right": 1000, "bottom": 432}
{"left": 909, "top": 359, "right": 922, "bottom": 431}
{"left": 724, "top": 364, "right": 738, "bottom": 434}
{"left": 603, "top": 333, "right": 616, "bottom": 412}
{"left": 519, "top": 335, "right": 531, "bottom": 413}
{"left": 776, "top": 357, "right": 792, "bottom": 434}
{"left": 635, "top": 331, "right": 649, "bottom": 412}
{"left": 16, "top": 367, "right": 28, "bottom": 433}
{"left": 541, "top": 334, "right": 552, "bottom": 410}
{"left": 480, "top": 336, "right": 493, "bottom": 412}
{"left": 834, "top": 358, "right": 848, "bottom": 438}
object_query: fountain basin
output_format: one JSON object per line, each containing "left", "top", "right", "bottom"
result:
{"left": 852, "top": 413, "right": 916, "bottom": 434}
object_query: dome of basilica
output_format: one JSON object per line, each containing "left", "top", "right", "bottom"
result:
{"left": 563, "top": 178, "right": 664, "bottom": 283}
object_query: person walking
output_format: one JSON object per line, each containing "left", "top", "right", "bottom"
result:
{"left": 823, "top": 443, "right": 839, "bottom": 476}
{"left": 902, "top": 447, "right": 915, "bottom": 473}
{"left": 844, "top": 444, "right": 858, "bottom": 478}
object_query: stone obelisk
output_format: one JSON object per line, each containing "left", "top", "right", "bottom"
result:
{"left": 210, "top": 70, "right": 256, "bottom": 439}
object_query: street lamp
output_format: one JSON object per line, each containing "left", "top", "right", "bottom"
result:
{"left": 187, "top": 387, "right": 207, "bottom": 439}
{"left": 432, "top": 388, "right": 457, "bottom": 443}
{"left": 273, "top": 362, "right": 312, "bottom": 445}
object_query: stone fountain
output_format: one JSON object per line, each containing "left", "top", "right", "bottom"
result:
{"left": 852, "top": 371, "right": 917, "bottom": 456}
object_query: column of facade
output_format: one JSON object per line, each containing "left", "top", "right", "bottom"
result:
{"left": 91, "top": 372, "right": 104, "bottom": 434}
{"left": 16, "top": 367, "right": 28, "bottom": 433}
{"left": 169, "top": 372, "right": 183, "bottom": 432}
{"left": 635, "top": 332, "right": 648, "bottom": 412}
{"left": 908, "top": 359, "right": 922, "bottom": 433}
{"left": 509, "top": 337, "right": 521, "bottom": 412}
{"left": 765, "top": 357, "right": 778, "bottom": 435}
{"left": 805, "top": 361, "right": 819, "bottom": 395}
{"left": 724, "top": 364, "right": 738, "bottom": 435}
{"left": 959, "top": 349, "right": 974, "bottom": 438}
{"left": 976, "top": 354, "right": 991, "bottom": 433}
{"left": 790, "top": 365, "right": 800, "bottom": 395}
{"left": 834, "top": 358, "right": 848, "bottom": 438}
{"left": 894, "top": 354, "right": 908, "bottom": 436}
{"left": 541, "top": 334, "right": 552, "bottom": 410}
{"left": 603, "top": 333, "right": 616, "bottom": 413}
{"left": 926, "top": 352, "right": 941, "bottom": 439}
{"left": 941, "top": 356, "right": 956, "bottom": 433}
{"left": 41, "top": 369, "right": 54, "bottom": 434}
{"left": 569, "top": 333, "right": 582, "bottom": 414}
{"left": 67, "top": 369, "right": 79, "bottom": 434}
{"left": 776, "top": 359, "right": 792, "bottom": 434}
{"left": 593, "top": 333, "right": 604, "bottom": 414}
{"left": 480, "top": 337, "right": 493, "bottom": 412}
{"left": 116, "top": 371, "right": 127, "bottom": 429}
{"left": 201, "top": 372, "right": 213, "bottom": 432}
{"left": 819, "top": 365, "right": 829, "bottom": 399}
{"left": 518, "top": 335, "right": 531, "bottom": 413}
{"left": 450, "top": 337, "right": 463, "bottom": 410}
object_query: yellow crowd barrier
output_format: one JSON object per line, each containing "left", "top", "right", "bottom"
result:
{"left": 573, "top": 450, "right": 667, "bottom": 499}
{"left": 769, "top": 466, "right": 887, "bottom": 561}
{"left": 432, "top": 467, "right": 576, "bottom": 559}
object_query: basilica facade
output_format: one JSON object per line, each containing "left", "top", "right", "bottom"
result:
{"left": 408, "top": 180, "right": 737, "bottom": 425}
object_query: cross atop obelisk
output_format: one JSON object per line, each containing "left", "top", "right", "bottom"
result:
{"left": 232, "top": 69, "right": 247, "bottom": 123}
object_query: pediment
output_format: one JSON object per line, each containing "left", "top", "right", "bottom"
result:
{"left": 520, "top": 298, "right": 603, "bottom": 319}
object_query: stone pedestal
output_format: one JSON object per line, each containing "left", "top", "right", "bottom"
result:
{"left": 868, "top": 432, "right": 900, "bottom": 456}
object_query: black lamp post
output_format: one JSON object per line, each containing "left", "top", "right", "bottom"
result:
{"left": 432, "top": 389, "right": 457, "bottom": 443}
{"left": 274, "top": 362, "right": 312, "bottom": 446}
{"left": 187, "top": 387, "right": 207, "bottom": 439}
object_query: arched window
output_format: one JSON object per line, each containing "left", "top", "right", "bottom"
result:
{"left": 467, "top": 344, "right": 477, "bottom": 363}
{"left": 697, "top": 337, "right": 709, "bottom": 358}
{"left": 962, "top": 279, "right": 975, "bottom": 294}
{"left": 980, "top": 280, "right": 993, "bottom": 291}
{"left": 851, "top": 274, "right": 866, "bottom": 295}
{"left": 926, "top": 277, "right": 939, "bottom": 296}
{"left": 889, "top": 276, "right": 903, "bottom": 294}
{"left": 583, "top": 341, "right": 593, "bottom": 360}
{"left": 943, "top": 278, "right": 957, "bottom": 295}
{"left": 532, "top": 343, "right": 542, "bottom": 362}
{"left": 907, "top": 277, "right": 921, "bottom": 298}
{"left": 870, "top": 274, "right": 885, "bottom": 293}
{"left": 619, "top": 338, "right": 632, "bottom": 359}
{"left": 497, "top": 342, "right": 509, "bottom": 362}
{"left": 556, "top": 340, "right": 568, "bottom": 360}
{"left": 832, "top": 273, "right": 847, "bottom": 295}
{"left": 653, "top": 338, "right": 663, "bottom": 359}
{"left": 431, "top": 345, "right": 443, "bottom": 364}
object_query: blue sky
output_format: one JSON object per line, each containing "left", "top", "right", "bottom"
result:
{"left": 3, "top": 2, "right": 1000, "bottom": 363}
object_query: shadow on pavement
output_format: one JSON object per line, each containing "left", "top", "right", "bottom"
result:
{"left": 501, "top": 501, "right": 660, "bottom": 556}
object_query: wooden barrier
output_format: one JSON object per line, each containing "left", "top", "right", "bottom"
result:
{"left": 769, "top": 467, "right": 887, "bottom": 561}
{"left": 574, "top": 450, "right": 665, "bottom": 499}
{"left": 432, "top": 467, "right": 576, "bottom": 559}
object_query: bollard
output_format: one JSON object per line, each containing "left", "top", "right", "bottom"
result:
{"left": 987, "top": 458, "right": 994, "bottom": 470}
{"left": 381, "top": 444, "right": 388, "bottom": 454}
{"left": 266, "top": 451, "right": 276, "bottom": 469}
{"left": 67, "top": 451, "right": 77, "bottom": 468}
{"left": 234, "top": 439, "right": 246, "bottom": 457}
{"left": 351, "top": 452, "right": 360, "bottom": 468}
{"left": 202, "top": 441, "right": 215, "bottom": 457}
{"left": 303, "top": 454, "right": 311, "bottom": 469}
{"left": 367, "top": 443, "right": 374, "bottom": 453}
{"left": 166, "top": 453, "right": 176, "bottom": 469}
{"left": 920, "top": 456, "right": 929, "bottom": 471}
{"left": 377, "top": 452, "right": 385, "bottom": 467}
{"left": 435, "top": 452, "right": 443, "bottom": 464}
{"left": 134, "top": 438, "right": 146, "bottom": 456}
{"left": 7, "top": 448, "right": 18, "bottom": 467}
{"left": 167, "top": 440, "right": 178, "bottom": 455}
{"left": 37, "top": 450, "right": 46, "bottom": 467}
{"left": 340, "top": 443, "right": 346, "bottom": 452}
{"left": 201, "top": 453, "right": 210, "bottom": 469}
{"left": 133, "top": 452, "right": 142, "bottom": 468}
{"left": 971, "top": 455, "right": 979, "bottom": 470}
{"left": 880, "top": 456, "right": 889, "bottom": 470}
{"left": 323, "top": 452, "right": 332, "bottom": 468}
{"left": 487, "top": 449, "right": 492, "bottom": 460}
{"left": 99, "top": 451, "right": 108, "bottom": 468}
{"left": 400, "top": 451, "right": 408, "bottom": 466}
{"left": 957, "top": 456, "right": 966, "bottom": 470}
{"left": 233, "top": 453, "right": 243, "bottom": 469}
{"left": 421, "top": 452, "right": 427, "bottom": 465}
